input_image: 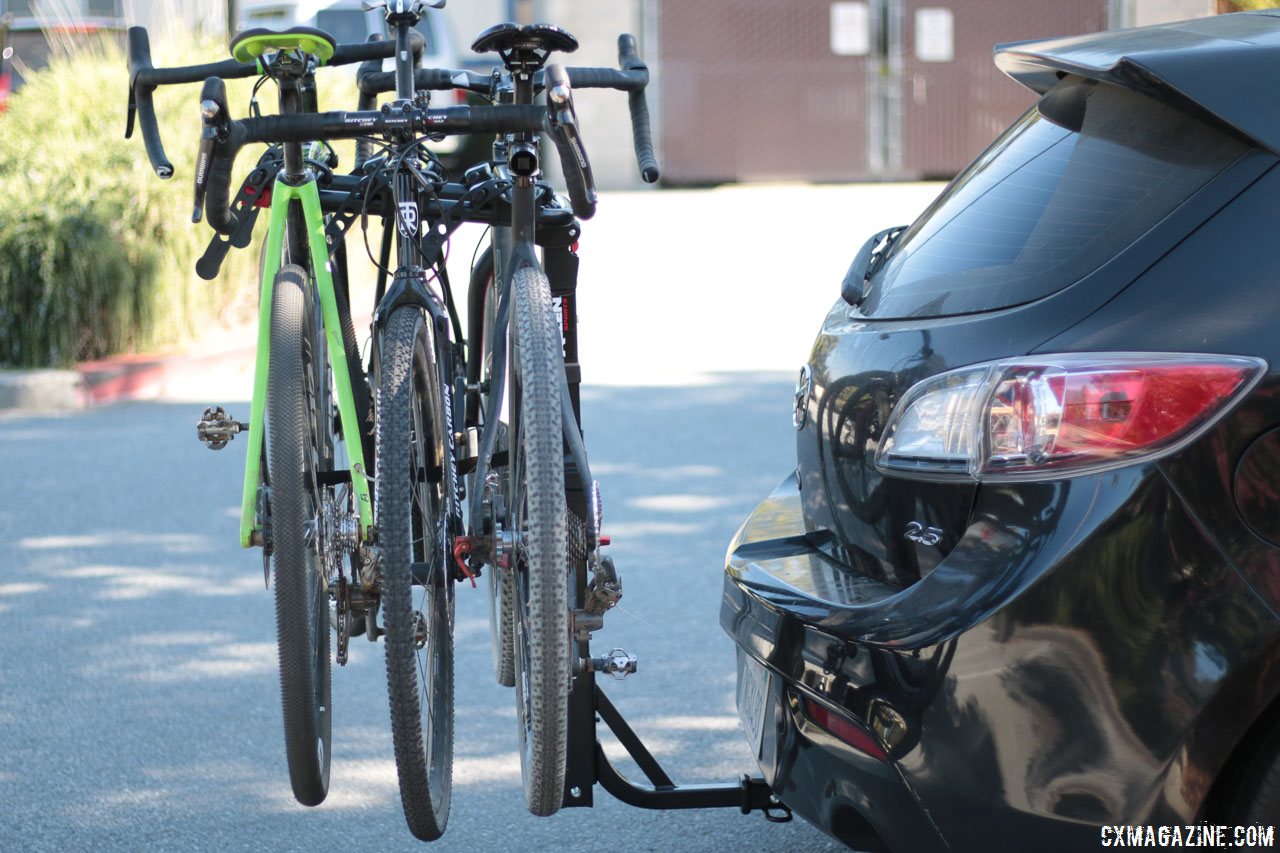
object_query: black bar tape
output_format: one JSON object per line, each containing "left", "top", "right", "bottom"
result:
{"left": 331, "top": 29, "right": 424, "bottom": 66}
{"left": 563, "top": 67, "right": 646, "bottom": 92}
{"left": 357, "top": 67, "right": 487, "bottom": 96}
{"left": 249, "top": 113, "right": 339, "bottom": 143}
{"left": 126, "top": 27, "right": 173, "bottom": 177}
{"left": 204, "top": 122, "right": 250, "bottom": 236}
{"left": 126, "top": 26, "right": 154, "bottom": 86}
{"left": 466, "top": 104, "right": 548, "bottom": 134}
{"left": 135, "top": 87, "right": 173, "bottom": 178}
{"left": 627, "top": 90, "right": 659, "bottom": 183}
{"left": 617, "top": 34, "right": 660, "bottom": 183}
{"left": 141, "top": 58, "right": 257, "bottom": 85}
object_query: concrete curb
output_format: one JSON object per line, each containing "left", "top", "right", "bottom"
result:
{"left": 0, "top": 340, "right": 259, "bottom": 414}
{"left": 0, "top": 369, "right": 84, "bottom": 411}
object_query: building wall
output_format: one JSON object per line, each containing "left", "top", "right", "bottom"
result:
{"left": 1122, "top": 0, "right": 1214, "bottom": 27}
{"left": 654, "top": 0, "right": 1222, "bottom": 184}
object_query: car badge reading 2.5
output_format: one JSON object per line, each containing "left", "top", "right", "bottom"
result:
{"left": 903, "top": 521, "right": 943, "bottom": 546}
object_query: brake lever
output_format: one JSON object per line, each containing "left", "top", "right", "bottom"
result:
{"left": 192, "top": 97, "right": 229, "bottom": 223}
{"left": 544, "top": 63, "right": 597, "bottom": 219}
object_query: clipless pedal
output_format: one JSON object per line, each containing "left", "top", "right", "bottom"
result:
{"left": 196, "top": 405, "right": 247, "bottom": 450}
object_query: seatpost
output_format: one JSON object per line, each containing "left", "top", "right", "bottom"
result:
{"left": 387, "top": 5, "right": 419, "bottom": 101}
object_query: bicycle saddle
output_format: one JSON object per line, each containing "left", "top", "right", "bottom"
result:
{"left": 472, "top": 23, "right": 577, "bottom": 67}
{"left": 230, "top": 25, "right": 337, "bottom": 64}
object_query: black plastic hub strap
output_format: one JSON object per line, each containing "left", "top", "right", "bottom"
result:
{"left": 196, "top": 150, "right": 281, "bottom": 280}
{"left": 324, "top": 168, "right": 389, "bottom": 259}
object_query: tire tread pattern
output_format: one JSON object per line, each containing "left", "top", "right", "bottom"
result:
{"left": 268, "top": 264, "right": 331, "bottom": 807}
{"left": 511, "top": 265, "right": 570, "bottom": 817}
{"left": 378, "top": 307, "right": 452, "bottom": 841}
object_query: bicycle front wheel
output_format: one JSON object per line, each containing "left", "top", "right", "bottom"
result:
{"left": 267, "top": 263, "right": 333, "bottom": 807}
{"left": 509, "top": 265, "right": 570, "bottom": 817}
{"left": 377, "top": 306, "right": 454, "bottom": 841}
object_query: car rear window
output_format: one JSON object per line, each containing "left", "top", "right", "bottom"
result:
{"left": 858, "top": 79, "right": 1250, "bottom": 319}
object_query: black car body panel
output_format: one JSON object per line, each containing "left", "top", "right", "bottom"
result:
{"left": 724, "top": 11, "right": 1280, "bottom": 851}
{"left": 996, "top": 12, "right": 1280, "bottom": 153}
{"left": 724, "top": 473, "right": 1280, "bottom": 851}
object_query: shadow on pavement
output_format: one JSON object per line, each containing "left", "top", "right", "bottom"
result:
{"left": 0, "top": 374, "right": 843, "bottom": 852}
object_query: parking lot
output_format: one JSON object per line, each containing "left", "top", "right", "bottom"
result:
{"left": 0, "top": 182, "right": 943, "bottom": 850}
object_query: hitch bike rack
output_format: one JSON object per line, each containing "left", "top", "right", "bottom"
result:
{"left": 558, "top": 627, "right": 792, "bottom": 821}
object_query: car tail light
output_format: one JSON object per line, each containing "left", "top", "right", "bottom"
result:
{"left": 876, "top": 353, "right": 1265, "bottom": 480}
{"left": 801, "top": 696, "right": 888, "bottom": 761}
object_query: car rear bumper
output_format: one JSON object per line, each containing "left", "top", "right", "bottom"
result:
{"left": 721, "top": 469, "right": 1280, "bottom": 851}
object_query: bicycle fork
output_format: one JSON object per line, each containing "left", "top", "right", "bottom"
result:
{"left": 231, "top": 176, "right": 374, "bottom": 548}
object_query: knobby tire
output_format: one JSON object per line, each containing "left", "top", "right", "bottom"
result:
{"left": 267, "top": 263, "right": 333, "bottom": 807}
{"left": 377, "top": 306, "right": 454, "bottom": 841}
{"left": 509, "top": 265, "right": 570, "bottom": 817}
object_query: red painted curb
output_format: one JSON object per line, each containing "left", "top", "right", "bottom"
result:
{"left": 78, "top": 356, "right": 169, "bottom": 406}
{"left": 77, "top": 342, "right": 258, "bottom": 407}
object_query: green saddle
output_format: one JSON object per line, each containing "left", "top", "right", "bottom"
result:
{"left": 230, "top": 25, "right": 337, "bottom": 64}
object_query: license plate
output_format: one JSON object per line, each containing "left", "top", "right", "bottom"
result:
{"left": 736, "top": 649, "right": 771, "bottom": 760}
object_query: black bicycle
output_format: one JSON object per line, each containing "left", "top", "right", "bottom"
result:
{"left": 354, "top": 17, "right": 658, "bottom": 819}
{"left": 126, "top": 0, "right": 656, "bottom": 837}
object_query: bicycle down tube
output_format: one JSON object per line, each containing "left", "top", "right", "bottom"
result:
{"left": 239, "top": 178, "right": 373, "bottom": 548}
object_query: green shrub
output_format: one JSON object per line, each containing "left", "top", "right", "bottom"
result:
{"left": 0, "top": 33, "right": 260, "bottom": 368}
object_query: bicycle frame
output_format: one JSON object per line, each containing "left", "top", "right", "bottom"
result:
{"left": 239, "top": 177, "right": 373, "bottom": 547}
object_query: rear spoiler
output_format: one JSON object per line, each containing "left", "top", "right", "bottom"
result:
{"left": 994, "top": 11, "right": 1280, "bottom": 153}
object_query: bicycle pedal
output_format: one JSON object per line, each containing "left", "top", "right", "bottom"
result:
{"left": 196, "top": 405, "right": 247, "bottom": 450}
{"left": 586, "top": 648, "right": 637, "bottom": 680}
{"left": 585, "top": 554, "right": 622, "bottom": 615}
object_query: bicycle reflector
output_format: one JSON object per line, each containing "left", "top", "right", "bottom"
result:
{"left": 875, "top": 353, "right": 1265, "bottom": 480}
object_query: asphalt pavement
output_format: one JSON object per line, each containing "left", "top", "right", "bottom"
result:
{"left": 0, "top": 182, "right": 943, "bottom": 851}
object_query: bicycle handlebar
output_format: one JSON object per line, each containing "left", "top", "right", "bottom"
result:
{"left": 356, "top": 65, "right": 493, "bottom": 96}
{"left": 125, "top": 26, "right": 426, "bottom": 179}
{"left": 202, "top": 100, "right": 550, "bottom": 235}
{"left": 353, "top": 32, "right": 660, "bottom": 183}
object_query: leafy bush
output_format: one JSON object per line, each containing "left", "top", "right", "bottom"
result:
{"left": 0, "top": 33, "right": 260, "bottom": 368}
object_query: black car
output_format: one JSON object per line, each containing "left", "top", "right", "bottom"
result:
{"left": 722, "top": 12, "right": 1280, "bottom": 852}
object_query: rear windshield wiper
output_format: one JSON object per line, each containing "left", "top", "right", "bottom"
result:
{"left": 841, "top": 224, "right": 907, "bottom": 306}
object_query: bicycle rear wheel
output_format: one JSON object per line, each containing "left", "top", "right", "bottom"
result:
{"left": 377, "top": 306, "right": 454, "bottom": 841}
{"left": 509, "top": 265, "right": 570, "bottom": 817}
{"left": 267, "top": 263, "right": 333, "bottom": 807}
